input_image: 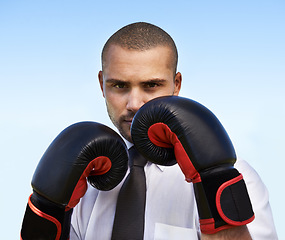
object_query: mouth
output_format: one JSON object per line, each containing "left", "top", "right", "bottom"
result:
{"left": 124, "top": 119, "right": 133, "bottom": 126}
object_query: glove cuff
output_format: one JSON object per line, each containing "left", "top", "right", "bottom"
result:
{"left": 193, "top": 168, "right": 254, "bottom": 234}
{"left": 21, "top": 192, "right": 72, "bottom": 240}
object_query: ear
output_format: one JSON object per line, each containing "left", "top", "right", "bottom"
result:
{"left": 98, "top": 71, "right": 105, "bottom": 98}
{"left": 173, "top": 72, "right": 182, "bottom": 96}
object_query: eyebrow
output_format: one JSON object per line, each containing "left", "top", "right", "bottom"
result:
{"left": 105, "top": 79, "right": 126, "bottom": 84}
{"left": 142, "top": 79, "right": 167, "bottom": 84}
{"left": 105, "top": 78, "right": 167, "bottom": 84}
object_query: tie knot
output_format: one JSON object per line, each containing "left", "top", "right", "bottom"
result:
{"left": 128, "top": 146, "right": 147, "bottom": 168}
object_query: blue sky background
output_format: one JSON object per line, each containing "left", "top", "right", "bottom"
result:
{"left": 0, "top": 0, "right": 284, "bottom": 239}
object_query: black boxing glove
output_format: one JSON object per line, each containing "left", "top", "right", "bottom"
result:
{"left": 131, "top": 96, "right": 254, "bottom": 234}
{"left": 21, "top": 122, "right": 128, "bottom": 240}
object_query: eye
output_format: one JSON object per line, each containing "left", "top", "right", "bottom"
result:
{"left": 113, "top": 83, "right": 127, "bottom": 89}
{"left": 144, "top": 82, "right": 160, "bottom": 88}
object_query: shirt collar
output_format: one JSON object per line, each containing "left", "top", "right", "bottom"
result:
{"left": 153, "top": 163, "right": 166, "bottom": 172}
{"left": 124, "top": 139, "right": 134, "bottom": 149}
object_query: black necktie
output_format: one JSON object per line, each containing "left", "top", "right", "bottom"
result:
{"left": 111, "top": 146, "right": 147, "bottom": 240}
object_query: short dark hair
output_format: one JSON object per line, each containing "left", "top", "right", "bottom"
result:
{"left": 101, "top": 22, "right": 178, "bottom": 74}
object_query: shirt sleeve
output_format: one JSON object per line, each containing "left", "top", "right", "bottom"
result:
{"left": 70, "top": 224, "right": 80, "bottom": 240}
{"left": 70, "top": 183, "right": 100, "bottom": 240}
{"left": 235, "top": 158, "right": 278, "bottom": 240}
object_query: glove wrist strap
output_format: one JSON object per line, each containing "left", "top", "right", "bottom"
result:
{"left": 20, "top": 192, "right": 72, "bottom": 240}
{"left": 194, "top": 168, "right": 254, "bottom": 234}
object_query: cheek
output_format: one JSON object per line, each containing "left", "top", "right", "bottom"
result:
{"left": 152, "top": 85, "right": 176, "bottom": 98}
{"left": 141, "top": 86, "right": 174, "bottom": 106}
{"left": 105, "top": 92, "right": 124, "bottom": 114}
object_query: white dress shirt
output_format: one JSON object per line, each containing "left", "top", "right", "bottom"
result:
{"left": 70, "top": 153, "right": 278, "bottom": 239}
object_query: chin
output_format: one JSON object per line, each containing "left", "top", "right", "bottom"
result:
{"left": 117, "top": 127, "right": 132, "bottom": 143}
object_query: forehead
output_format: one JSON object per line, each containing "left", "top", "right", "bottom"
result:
{"left": 102, "top": 45, "right": 174, "bottom": 76}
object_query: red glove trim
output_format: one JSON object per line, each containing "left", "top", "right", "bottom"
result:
{"left": 199, "top": 218, "right": 236, "bottom": 234}
{"left": 27, "top": 194, "right": 61, "bottom": 240}
{"left": 148, "top": 122, "right": 201, "bottom": 183}
{"left": 200, "top": 218, "right": 216, "bottom": 234}
{"left": 67, "top": 156, "right": 112, "bottom": 209}
{"left": 88, "top": 156, "right": 112, "bottom": 176}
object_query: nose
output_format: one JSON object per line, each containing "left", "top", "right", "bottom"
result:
{"left": 126, "top": 89, "right": 145, "bottom": 113}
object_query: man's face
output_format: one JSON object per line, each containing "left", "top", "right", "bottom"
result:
{"left": 99, "top": 45, "right": 182, "bottom": 142}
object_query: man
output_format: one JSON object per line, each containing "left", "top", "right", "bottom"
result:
{"left": 70, "top": 22, "right": 277, "bottom": 239}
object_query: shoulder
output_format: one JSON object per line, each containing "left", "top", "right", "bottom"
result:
{"left": 235, "top": 157, "right": 261, "bottom": 184}
{"left": 234, "top": 157, "right": 269, "bottom": 202}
